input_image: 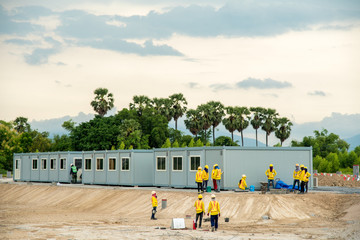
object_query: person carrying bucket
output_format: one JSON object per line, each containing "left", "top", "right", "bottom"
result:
{"left": 194, "top": 194, "right": 205, "bottom": 229}
{"left": 202, "top": 165, "right": 209, "bottom": 192}
{"left": 150, "top": 191, "right": 158, "bottom": 220}
{"left": 195, "top": 166, "right": 203, "bottom": 193}
{"left": 207, "top": 194, "right": 220, "bottom": 232}
{"left": 238, "top": 174, "right": 247, "bottom": 190}
{"left": 265, "top": 164, "right": 277, "bottom": 191}
{"left": 292, "top": 164, "right": 301, "bottom": 190}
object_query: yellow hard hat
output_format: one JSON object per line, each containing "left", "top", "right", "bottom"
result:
{"left": 205, "top": 165, "right": 209, "bottom": 169}
{"left": 242, "top": 174, "right": 246, "bottom": 178}
{"left": 295, "top": 164, "right": 299, "bottom": 166}
{"left": 198, "top": 194, "right": 203, "bottom": 199}
{"left": 198, "top": 166, "right": 202, "bottom": 170}
{"left": 214, "top": 164, "right": 218, "bottom": 167}
{"left": 269, "top": 164, "right": 273, "bottom": 167}
{"left": 304, "top": 166, "right": 307, "bottom": 169}
{"left": 300, "top": 164, "right": 304, "bottom": 168}
{"left": 211, "top": 194, "right": 216, "bottom": 199}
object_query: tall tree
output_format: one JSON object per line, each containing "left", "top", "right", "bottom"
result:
{"left": 261, "top": 108, "right": 279, "bottom": 147}
{"left": 250, "top": 107, "right": 265, "bottom": 147}
{"left": 207, "top": 101, "right": 225, "bottom": 144}
{"left": 235, "top": 107, "right": 250, "bottom": 147}
{"left": 90, "top": 88, "right": 114, "bottom": 117}
{"left": 274, "top": 117, "right": 293, "bottom": 146}
{"left": 169, "top": 93, "right": 187, "bottom": 130}
{"left": 196, "top": 104, "right": 212, "bottom": 143}
{"left": 152, "top": 97, "right": 172, "bottom": 121}
{"left": 129, "top": 95, "right": 152, "bottom": 116}
{"left": 222, "top": 106, "right": 239, "bottom": 142}
{"left": 14, "top": 117, "right": 30, "bottom": 133}
{"left": 184, "top": 109, "right": 201, "bottom": 138}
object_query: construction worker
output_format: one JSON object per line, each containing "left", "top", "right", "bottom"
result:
{"left": 70, "top": 163, "right": 77, "bottom": 184}
{"left": 211, "top": 164, "right": 218, "bottom": 192}
{"left": 214, "top": 165, "right": 222, "bottom": 192}
{"left": 194, "top": 194, "right": 205, "bottom": 229}
{"left": 265, "top": 164, "right": 277, "bottom": 191}
{"left": 207, "top": 194, "right": 220, "bottom": 232}
{"left": 302, "top": 167, "right": 311, "bottom": 193}
{"left": 151, "top": 191, "right": 158, "bottom": 220}
{"left": 202, "top": 165, "right": 209, "bottom": 192}
{"left": 238, "top": 174, "right": 247, "bottom": 190}
{"left": 299, "top": 164, "right": 305, "bottom": 193}
{"left": 292, "top": 164, "right": 301, "bottom": 190}
{"left": 195, "top": 166, "right": 203, "bottom": 193}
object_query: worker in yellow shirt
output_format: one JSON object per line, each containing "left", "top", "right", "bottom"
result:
{"left": 207, "top": 194, "right": 220, "bottom": 232}
{"left": 150, "top": 191, "right": 158, "bottom": 220}
{"left": 211, "top": 164, "right": 218, "bottom": 191}
{"left": 265, "top": 164, "right": 277, "bottom": 191}
{"left": 214, "top": 165, "right": 222, "bottom": 192}
{"left": 302, "top": 167, "right": 311, "bottom": 193}
{"left": 195, "top": 166, "right": 203, "bottom": 193}
{"left": 202, "top": 165, "right": 209, "bottom": 192}
{"left": 292, "top": 164, "right": 301, "bottom": 191}
{"left": 299, "top": 165, "right": 305, "bottom": 193}
{"left": 238, "top": 174, "right": 247, "bottom": 190}
{"left": 194, "top": 194, "right": 205, "bottom": 229}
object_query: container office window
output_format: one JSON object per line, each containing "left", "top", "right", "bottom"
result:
{"left": 172, "top": 156, "right": 183, "bottom": 171}
{"left": 50, "top": 158, "right": 56, "bottom": 170}
{"left": 85, "top": 158, "right": 92, "bottom": 170}
{"left": 109, "top": 158, "right": 116, "bottom": 171}
{"left": 190, "top": 156, "right": 200, "bottom": 171}
{"left": 41, "top": 159, "right": 47, "bottom": 170}
{"left": 32, "top": 159, "right": 38, "bottom": 170}
{"left": 121, "top": 158, "right": 130, "bottom": 171}
{"left": 60, "top": 158, "right": 66, "bottom": 170}
{"left": 157, "top": 157, "right": 166, "bottom": 171}
{"left": 15, "top": 160, "right": 19, "bottom": 169}
{"left": 96, "top": 158, "right": 104, "bottom": 171}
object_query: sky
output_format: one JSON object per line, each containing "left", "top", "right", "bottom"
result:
{"left": 1, "top": 0, "right": 360, "bottom": 130}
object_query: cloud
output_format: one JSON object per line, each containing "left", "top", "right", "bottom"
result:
{"left": 4, "top": 38, "right": 35, "bottom": 45}
{"left": 187, "top": 82, "right": 200, "bottom": 89}
{"left": 209, "top": 83, "right": 232, "bottom": 92}
{"left": 308, "top": 90, "right": 326, "bottom": 96}
{"left": 24, "top": 47, "right": 60, "bottom": 65}
{"left": 236, "top": 78, "right": 292, "bottom": 89}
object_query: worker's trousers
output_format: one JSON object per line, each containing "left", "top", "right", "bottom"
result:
{"left": 300, "top": 181, "right": 305, "bottom": 193}
{"left": 197, "top": 182, "right": 203, "bottom": 193}
{"left": 292, "top": 179, "right": 300, "bottom": 190}
{"left": 151, "top": 207, "right": 157, "bottom": 219}
{"left": 212, "top": 179, "right": 217, "bottom": 191}
{"left": 267, "top": 179, "right": 274, "bottom": 190}
{"left": 210, "top": 214, "right": 219, "bottom": 229}
{"left": 304, "top": 181, "right": 309, "bottom": 193}
{"left": 216, "top": 180, "right": 221, "bottom": 192}
{"left": 202, "top": 180, "right": 208, "bottom": 191}
{"left": 195, "top": 212, "right": 203, "bottom": 228}
{"left": 71, "top": 173, "right": 77, "bottom": 184}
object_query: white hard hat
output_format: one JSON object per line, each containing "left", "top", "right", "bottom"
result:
{"left": 211, "top": 194, "right": 216, "bottom": 199}
{"left": 151, "top": 191, "right": 156, "bottom": 194}
{"left": 242, "top": 174, "right": 246, "bottom": 178}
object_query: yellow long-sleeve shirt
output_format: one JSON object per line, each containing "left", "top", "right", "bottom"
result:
{"left": 195, "top": 170, "right": 203, "bottom": 183}
{"left": 152, "top": 196, "right": 158, "bottom": 207}
{"left": 238, "top": 178, "right": 247, "bottom": 190}
{"left": 293, "top": 170, "right": 301, "bottom": 180}
{"left": 194, "top": 200, "right": 205, "bottom": 213}
{"left": 265, "top": 169, "right": 277, "bottom": 180}
{"left": 202, "top": 169, "right": 209, "bottom": 181}
{"left": 208, "top": 200, "right": 220, "bottom": 215}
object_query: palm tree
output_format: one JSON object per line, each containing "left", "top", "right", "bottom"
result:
{"left": 90, "top": 88, "right": 114, "bottom": 117}
{"left": 196, "top": 104, "right": 212, "bottom": 143}
{"left": 14, "top": 116, "right": 30, "bottom": 133}
{"left": 152, "top": 97, "right": 172, "bottom": 121}
{"left": 207, "top": 101, "right": 225, "bottom": 144}
{"left": 261, "top": 108, "right": 279, "bottom": 147}
{"left": 184, "top": 109, "right": 201, "bottom": 138}
{"left": 235, "top": 107, "right": 250, "bottom": 146}
{"left": 129, "top": 95, "right": 152, "bottom": 116}
{"left": 275, "top": 117, "right": 293, "bottom": 146}
{"left": 222, "top": 106, "right": 239, "bottom": 142}
{"left": 169, "top": 93, "right": 187, "bottom": 130}
{"left": 250, "top": 107, "right": 265, "bottom": 147}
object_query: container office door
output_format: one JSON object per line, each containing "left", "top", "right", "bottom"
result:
{"left": 74, "top": 158, "right": 83, "bottom": 183}
{"left": 205, "top": 149, "right": 224, "bottom": 190}
{"left": 14, "top": 159, "right": 21, "bottom": 180}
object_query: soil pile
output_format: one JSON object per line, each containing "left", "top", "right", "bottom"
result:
{"left": 316, "top": 173, "right": 360, "bottom": 187}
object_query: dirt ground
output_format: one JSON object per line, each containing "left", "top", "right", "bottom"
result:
{"left": 316, "top": 173, "right": 360, "bottom": 187}
{"left": 1, "top": 182, "right": 360, "bottom": 240}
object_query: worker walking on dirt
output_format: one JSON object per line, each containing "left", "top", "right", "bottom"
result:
{"left": 238, "top": 174, "right": 247, "bottom": 190}
{"left": 151, "top": 191, "right": 158, "bottom": 220}
{"left": 207, "top": 194, "right": 220, "bottom": 232}
{"left": 194, "top": 194, "right": 205, "bottom": 229}
{"left": 214, "top": 165, "right": 222, "bottom": 192}
{"left": 265, "top": 164, "right": 277, "bottom": 191}
{"left": 195, "top": 166, "right": 203, "bottom": 193}
{"left": 211, "top": 164, "right": 218, "bottom": 191}
{"left": 302, "top": 167, "right": 311, "bottom": 193}
{"left": 292, "top": 164, "right": 301, "bottom": 190}
{"left": 202, "top": 165, "right": 209, "bottom": 192}
{"left": 70, "top": 163, "right": 77, "bottom": 184}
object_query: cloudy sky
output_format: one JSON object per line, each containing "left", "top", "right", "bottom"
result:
{"left": 1, "top": 0, "right": 359, "bottom": 128}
